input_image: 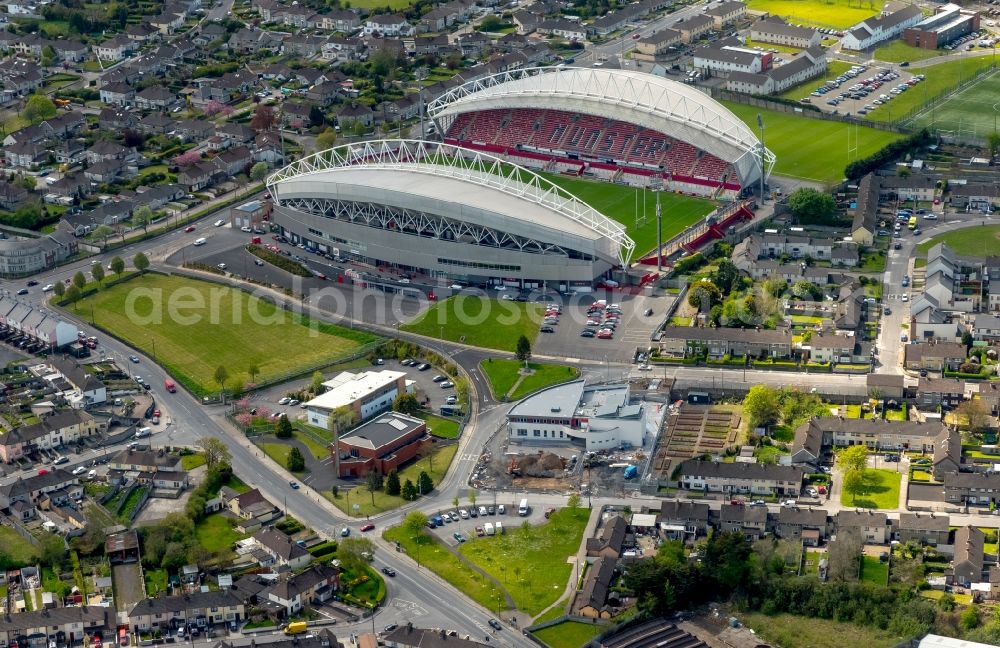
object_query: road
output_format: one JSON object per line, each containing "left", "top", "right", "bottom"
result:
{"left": 574, "top": 0, "right": 713, "bottom": 66}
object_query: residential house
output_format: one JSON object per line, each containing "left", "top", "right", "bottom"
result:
{"left": 536, "top": 18, "right": 587, "bottom": 41}
{"left": 5, "top": 141, "right": 47, "bottom": 169}
{"left": 221, "top": 487, "right": 280, "bottom": 529}
{"left": 933, "top": 427, "right": 962, "bottom": 481}
{"left": 98, "top": 108, "right": 138, "bottom": 132}
{"left": 586, "top": 515, "right": 628, "bottom": 559}
{"left": 318, "top": 9, "right": 361, "bottom": 32}
{"left": 135, "top": 86, "right": 178, "bottom": 112}
{"left": 904, "top": 341, "right": 968, "bottom": 372}
{"left": 705, "top": 0, "right": 747, "bottom": 28}
{"left": 773, "top": 507, "right": 827, "bottom": 545}
{"left": 950, "top": 525, "right": 985, "bottom": 587}
{"left": 893, "top": 513, "right": 949, "bottom": 545}
{"left": 658, "top": 501, "right": 710, "bottom": 539}
{"left": 944, "top": 471, "right": 1000, "bottom": 506}
{"left": 973, "top": 313, "right": 1000, "bottom": 342}
{"left": 338, "top": 102, "right": 374, "bottom": 129}
{"left": 809, "top": 334, "right": 870, "bottom": 364}
{"left": 129, "top": 591, "right": 245, "bottom": 632}
{"left": 950, "top": 183, "right": 1000, "bottom": 212}
{"left": 251, "top": 529, "right": 313, "bottom": 570}
{"left": 917, "top": 377, "right": 967, "bottom": 409}
{"left": 0, "top": 607, "right": 110, "bottom": 647}
{"left": 678, "top": 461, "right": 805, "bottom": 497}
{"left": 572, "top": 556, "right": 617, "bottom": 619}
{"left": 851, "top": 173, "right": 880, "bottom": 245}
{"left": 635, "top": 28, "right": 682, "bottom": 58}
{"left": 86, "top": 140, "right": 135, "bottom": 165}
{"left": 212, "top": 146, "right": 252, "bottom": 177}
{"left": 791, "top": 417, "right": 952, "bottom": 465}
{"left": 677, "top": 14, "right": 714, "bottom": 43}
{"left": 95, "top": 34, "right": 134, "bottom": 61}
{"left": 127, "top": 24, "right": 160, "bottom": 43}
{"left": 0, "top": 182, "right": 28, "bottom": 210}
{"left": 881, "top": 173, "right": 936, "bottom": 202}
{"left": 0, "top": 410, "right": 99, "bottom": 463}
{"left": 149, "top": 12, "right": 185, "bottom": 34}
{"left": 867, "top": 373, "right": 906, "bottom": 400}
{"left": 749, "top": 16, "right": 821, "bottom": 48}
{"left": 717, "top": 503, "right": 767, "bottom": 540}
{"left": 265, "top": 564, "right": 340, "bottom": 615}
{"left": 835, "top": 510, "right": 888, "bottom": 544}
{"left": 840, "top": 4, "right": 923, "bottom": 50}
{"left": 99, "top": 82, "right": 135, "bottom": 107}
{"left": 363, "top": 14, "right": 413, "bottom": 37}
{"left": 657, "top": 326, "right": 792, "bottom": 360}
{"left": 178, "top": 163, "right": 217, "bottom": 191}
{"left": 0, "top": 469, "right": 79, "bottom": 508}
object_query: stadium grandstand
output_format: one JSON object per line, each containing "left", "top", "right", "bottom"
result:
{"left": 265, "top": 140, "right": 636, "bottom": 291}
{"left": 428, "top": 66, "right": 775, "bottom": 199}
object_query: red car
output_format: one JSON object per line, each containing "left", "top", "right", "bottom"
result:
{"left": 184, "top": 225, "right": 196, "bottom": 232}
{"left": 597, "top": 330, "right": 613, "bottom": 339}
{"left": 360, "top": 523, "right": 375, "bottom": 532}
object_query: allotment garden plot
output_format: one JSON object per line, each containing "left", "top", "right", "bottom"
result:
{"left": 652, "top": 406, "right": 742, "bottom": 481}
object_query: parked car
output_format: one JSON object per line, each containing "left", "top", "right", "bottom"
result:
{"left": 453, "top": 532, "right": 466, "bottom": 543}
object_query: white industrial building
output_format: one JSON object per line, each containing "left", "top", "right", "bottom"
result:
{"left": 303, "top": 369, "right": 414, "bottom": 429}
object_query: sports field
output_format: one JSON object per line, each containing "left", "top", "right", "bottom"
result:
{"left": 722, "top": 101, "right": 902, "bottom": 184}
{"left": 867, "top": 57, "right": 997, "bottom": 124}
{"left": 745, "top": 0, "right": 878, "bottom": 28}
{"left": 542, "top": 172, "right": 715, "bottom": 257}
{"left": 917, "top": 224, "right": 1000, "bottom": 256}
{"left": 75, "top": 274, "right": 379, "bottom": 396}
{"left": 909, "top": 69, "right": 1000, "bottom": 138}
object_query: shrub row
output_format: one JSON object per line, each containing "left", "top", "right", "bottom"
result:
{"left": 845, "top": 128, "right": 933, "bottom": 181}
{"left": 247, "top": 244, "right": 312, "bottom": 277}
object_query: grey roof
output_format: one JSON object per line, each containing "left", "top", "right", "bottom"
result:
{"left": 640, "top": 28, "right": 680, "bottom": 45}
{"left": 679, "top": 14, "right": 713, "bottom": 31}
{"left": 695, "top": 46, "right": 759, "bottom": 66}
{"left": 659, "top": 326, "right": 790, "bottom": 344}
{"left": 213, "top": 629, "right": 341, "bottom": 648}
{"left": 918, "top": 377, "right": 966, "bottom": 394}
{"left": 835, "top": 509, "right": 887, "bottom": 527}
{"left": 253, "top": 529, "right": 310, "bottom": 562}
{"left": 896, "top": 513, "right": 948, "bottom": 532}
{"left": 777, "top": 506, "right": 827, "bottom": 527}
{"left": 382, "top": 627, "right": 489, "bottom": 648}
{"left": 267, "top": 564, "right": 338, "bottom": 601}
{"left": 340, "top": 412, "right": 424, "bottom": 451}
{"left": 852, "top": 173, "right": 880, "bottom": 235}
{"left": 0, "top": 605, "right": 109, "bottom": 632}
{"left": 680, "top": 460, "right": 806, "bottom": 483}
{"left": 659, "top": 500, "right": 710, "bottom": 521}
{"left": 507, "top": 379, "right": 585, "bottom": 418}
{"left": 6, "top": 410, "right": 94, "bottom": 444}
{"left": 587, "top": 515, "right": 627, "bottom": 554}
{"left": 799, "top": 417, "right": 948, "bottom": 440}
{"left": 752, "top": 17, "right": 817, "bottom": 40}
{"left": 0, "top": 469, "right": 76, "bottom": 500}
{"left": 944, "top": 471, "right": 1000, "bottom": 490}
{"left": 575, "top": 555, "right": 616, "bottom": 613}
{"left": 130, "top": 590, "right": 244, "bottom": 617}
{"left": 720, "top": 503, "right": 766, "bottom": 524}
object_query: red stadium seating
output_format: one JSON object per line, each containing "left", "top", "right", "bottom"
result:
{"left": 444, "top": 108, "right": 740, "bottom": 191}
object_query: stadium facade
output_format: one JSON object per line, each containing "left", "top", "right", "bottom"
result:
{"left": 266, "top": 140, "right": 636, "bottom": 289}
{"left": 428, "top": 66, "right": 774, "bottom": 197}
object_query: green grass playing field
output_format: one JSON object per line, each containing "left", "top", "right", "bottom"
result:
{"left": 909, "top": 68, "right": 1000, "bottom": 137}
{"left": 745, "top": 0, "right": 878, "bottom": 28}
{"left": 540, "top": 172, "right": 715, "bottom": 259}
{"left": 867, "top": 57, "right": 998, "bottom": 124}
{"left": 74, "top": 274, "right": 379, "bottom": 396}
{"left": 917, "top": 224, "right": 1000, "bottom": 256}
{"left": 401, "top": 296, "right": 543, "bottom": 351}
{"left": 873, "top": 40, "right": 941, "bottom": 64}
{"left": 721, "top": 102, "right": 903, "bottom": 184}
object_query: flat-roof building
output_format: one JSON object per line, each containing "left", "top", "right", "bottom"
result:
{"left": 903, "top": 4, "right": 980, "bottom": 50}
{"left": 333, "top": 411, "right": 428, "bottom": 477}
{"left": 304, "top": 370, "right": 413, "bottom": 429}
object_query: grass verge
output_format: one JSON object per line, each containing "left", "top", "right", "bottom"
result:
{"left": 532, "top": 621, "right": 605, "bottom": 648}
{"left": 402, "top": 297, "right": 542, "bottom": 352}
{"left": 741, "top": 612, "right": 909, "bottom": 648}
{"left": 479, "top": 359, "right": 580, "bottom": 401}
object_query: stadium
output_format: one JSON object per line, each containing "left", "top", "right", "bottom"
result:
{"left": 428, "top": 66, "right": 775, "bottom": 198}
{"left": 266, "top": 139, "right": 636, "bottom": 289}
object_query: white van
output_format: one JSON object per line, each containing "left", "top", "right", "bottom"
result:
{"left": 135, "top": 427, "right": 152, "bottom": 438}
{"left": 495, "top": 521, "right": 504, "bottom": 535}
{"left": 484, "top": 522, "right": 495, "bottom": 536}
{"left": 518, "top": 498, "right": 529, "bottom": 516}
{"left": 193, "top": 237, "right": 207, "bottom": 246}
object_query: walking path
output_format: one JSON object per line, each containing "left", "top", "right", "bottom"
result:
{"left": 531, "top": 506, "right": 600, "bottom": 625}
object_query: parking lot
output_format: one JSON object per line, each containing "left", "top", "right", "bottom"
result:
{"left": 426, "top": 501, "right": 555, "bottom": 546}
{"left": 800, "top": 64, "right": 924, "bottom": 117}
{"left": 533, "top": 292, "right": 672, "bottom": 363}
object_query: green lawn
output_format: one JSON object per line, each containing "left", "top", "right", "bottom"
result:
{"left": 543, "top": 173, "right": 714, "bottom": 258}
{"left": 260, "top": 442, "right": 305, "bottom": 474}
{"left": 458, "top": 508, "right": 591, "bottom": 615}
{"left": 139, "top": 164, "right": 169, "bottom": 178}
{"left": 480, "top": 359, "right": 580, "bottom": 401}
{"left": 419, "top": 413, "right": 461, "bottom": 439}
{"left": 870, "top": 57, "right": 998, "bottom": 125}
{"left": 194, "top": 513, "right": 246, "bottom": 553}
{"left": 916, "top": 223, "right": 1000, "bottom": 256}
{"left": 860, "top": 555, "right": 889, "bottom": 586}
{"left": 840, "top": 468, "right": 901, "bottom": 509}
{"left": 383, "top": 525, "right": 506, "bottom": 612}
{"left": 741, "top": 613, "right": 909, "bottom": 648}
{"left": 73, "top": 274, "right": 378, "bottom": 396}
{"left": 874, "top": 40, "right": 942, "bottom": 64}
{"left": 330, "top": 444, "right": 458, "bottom": 517}
{"left": 180, "top": 453, "right": 206, "bottom": 470}
{"left": 532, "top": 621, "right": 605, "bottom": 648}
{"left": 401, "top": 297, "right": 542, "bottom": 352}
{"left": 534, "top": 597, "right": 570, "bottom": 624}
{"left": 293, "top": 430, "right": 330, "bottom": 460}
{"left": 144, "top": 568, "right": 168, "bottom": 597}
{"left": 776, "top": 60, "right": 853, "bottom": 100}
{"left": 722, "top": 101, "right": 902, "bottom": 184}
{"left": 745, "top": 0, "right": 878, "bottom": 28}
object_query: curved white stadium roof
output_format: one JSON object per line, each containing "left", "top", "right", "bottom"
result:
{"left": 266, "top": 139, "right": 636, "bottom": 266}
{"left": 428, "top": 67, "right": 775, "bottom": 183}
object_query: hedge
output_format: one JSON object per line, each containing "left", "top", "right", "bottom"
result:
{"left": 247, "top": 244, "right": 312, "bottom": 277}
{"left": 845, "top": 128, "right": 933, "bottom": 181}
{"left": 944, "top": 369, "right": 993, "bottom": 380}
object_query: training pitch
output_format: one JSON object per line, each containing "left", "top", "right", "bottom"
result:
{"left": 909, "top": 69, "right": 1000, "bottom": 139}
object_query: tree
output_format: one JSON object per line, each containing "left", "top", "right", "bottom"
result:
{"left": 72, "top": 271, "right": 86, "bottom": 290}
{"left": 275, "top": 415, "right": 293, "bottom": 438}
{"left": 404, "top": 511, "right": 428, "bottom": 536}
{"left": 897, "top": 166, "right": 911, "bottom": 178}
{"left": 133, "top": 252, "right": 149, "bottom": 273}
{"left": 989, "top": 131, "right": 1000, "bottom": 159}
{"left": 791, "top": 279, "right": 818, "bottom": 300}
{"left": 316, "top": 127, "right": 338, "bottom": 151}
{"left": 418, "top": 471, "right": 433, "bottom": 495}
{"left": 743, "top": 385, "right": 780, "bottom": 431}
{"left": 515, "top": 335, "right": 531, "bottom": 363}
{"left": 309, "top": 105, "right": 326, "bottom": 128}
{"left": 91, "top": 263, "right": 105, "bottom": 286}
{"left": 213, "top": 365, "right": 229, "bottom": 397}
{"left": 712, "top": 260, "right": 741, "bottom": 295}
{"left": 110, "top": 256, "right": 125, "bottom": 277}
{"left": 93, "top": 225, "right": 115, "bottom": 249}
{"left": 247, "top": 363, "right": 259, "bottom": 385}
{"left": 311, "top": 370, "right": 324, "bottom": 395}
{"left": 19, "top": 175, "right": 36, "bottom": 191}
{"left": 385, "top": 470, "right": 401, "bottom": 496}
{"left": 338, "top": 537, "right": 374, "bottom": 572}
{"left": 366, "top": 470, "right": 384, "bottom": 494}
{"left": 468, "top": 490, "right": 477, "bottom": 506}
{"left": 452, "top": 495, "right": 460, "bottom": 509}
{"left": 787, "top": 187, "right": 836, "bottom": 222}
{"left": 251, "top": 104, "right": 276, "bottom": 132}
{"left": 687, "top": 279, "right": 722, "bottom": 310}
{"left": 64, "top": 284, "right": 81, "bottom": 308}
{"left": 842, "top": 468, "right": 865, "bottom": 504}
{"left": 567, "top": 493, "right": 581, "bottom": 509}
{"left": 955, "top": 399, "right": 990, "bottom": 436}
{"left": 827, "top": 528, "right": 862, "bottom": 582}
{"left": 24, "top": 94, "right": 57, "bottom": 124}
{"left": 961, "top": 604, "right": 981, "bottom": 631}
{"left": 197, "top": 437, "right": 232, "bottom": 469}
{"left": 401, "top": 479, "right": 418, "bottom": 500}
{"left": 838, "top": 444, "right": 869, "bottom": 475}
{"left": 132, "top": 205, "right": 153, "bottom": 234}
{"left": 36, "top": 533, "right": 66, "bottom": 567}
{"left": 250, "top": 161, "right": 270, "bottom": 184}
{"left": 53, "top": 281, "right": 65, "bottom": 298}
{"left": 393, "top": 393, "right": 421, "bottom": 415}
{"left": 41, "top": 45, "right": 56, "bottom": 67}
{"left": 962, "top": 330, "right": 975, "bottom": 351}
{"left": 331, "top": 485, "right": 339, "bottom": 498}
{"left": 286, "top": 446, "right": 305, "bottom": 472}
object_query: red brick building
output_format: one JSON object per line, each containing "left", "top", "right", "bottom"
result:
{"left": 332, "top": 412, "right": 428, "bottom": 477}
